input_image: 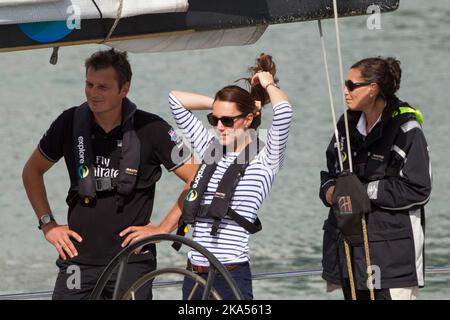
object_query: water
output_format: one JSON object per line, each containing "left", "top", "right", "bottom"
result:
{"left": 0, "top": 0, "right": 449, "bottom": 299}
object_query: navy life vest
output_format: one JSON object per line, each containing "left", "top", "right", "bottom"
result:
{"left": 71, "top": 98, "right": 141, "bottom": 209}
{"left": 173, "top": 136, "right": 264, "bottom": 250}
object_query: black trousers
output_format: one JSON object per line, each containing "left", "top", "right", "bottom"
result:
{"left": 52, "top": 258, "right": 156, "bottom": 300}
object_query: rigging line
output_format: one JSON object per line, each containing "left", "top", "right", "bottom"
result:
{"left": 318, "top": 20, "right": 343, "bottom": 172}
{"left": 101, "top": 0, "right": 124, "bottom": 44}
{"left": 332, "top": 0, "right": 353, "bottom": 173}
{"left": 91, "top": 0, "right": 108, "bottom": 40}
{"left": 317, "top": 17, "right": 356, "bottom": 301}
{"left": 91, "top": 0, "right": 103, "bottom": 19}
{"left": 332, "top": 1, "right": 375, "bottom": 300}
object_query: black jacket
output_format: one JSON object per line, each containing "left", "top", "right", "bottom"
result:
{"left": 319, "top": 98, "right": 432, "bottom": 290}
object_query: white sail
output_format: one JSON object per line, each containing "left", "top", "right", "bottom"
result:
{"left": 107, "top": 26, "right": 268, "bottom": 53}
{"left": 0, "top": 0, "right": 189, "bottom": 25}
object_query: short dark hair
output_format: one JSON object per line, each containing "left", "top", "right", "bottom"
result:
{"left": 85, "top": 49, "right": 132, "bottom": 89}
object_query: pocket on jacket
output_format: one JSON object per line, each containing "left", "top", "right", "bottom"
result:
{"left": 354, "top": 234, "right": 416, "bottom": 283}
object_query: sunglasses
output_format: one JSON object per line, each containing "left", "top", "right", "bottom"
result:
{"left": 345, "top": 80, "right": 372, "bottom": 92}
{"left": 207, "top": 113, "right": 247, "bottom": 127}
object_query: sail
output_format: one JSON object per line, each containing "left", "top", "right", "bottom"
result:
{"left": 0, "top": 0, "right": 188, "bottom": 25}
{"left": 107, "top": 26, "right": 267, "bottom": 53}
{"left": 0, "top": 0, "right": 400, "bottom": 54}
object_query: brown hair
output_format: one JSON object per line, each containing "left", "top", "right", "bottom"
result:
{"left": 85, "top": 49, "right": 132, "bottom": 90}
{"left": 351, "top": 56, "right": 402, "bottom": 102}
{"left": 214, "top": 53, "right": 278, "bottom": 130}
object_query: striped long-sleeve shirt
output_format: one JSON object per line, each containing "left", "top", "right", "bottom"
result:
{"left": 169, "top": 93, "right": 293, "bottom": 266}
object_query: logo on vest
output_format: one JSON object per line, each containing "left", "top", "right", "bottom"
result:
{"left": 77, "top": 136, "right": 85, "bottom": 164}
{"left": 192, "top": 164, "right": 207, "bottom": 189}
{"left": 77, "top": 165, "right": 89, "bottom": 179}
{"left": 186, "top": 189, "right": 198, "bottom": 202}
{"left": 370, "top": 153, "right": 384, "bottom": 162}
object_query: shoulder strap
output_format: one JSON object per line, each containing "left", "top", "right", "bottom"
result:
{"left": 73, "top": 103, "right": 96, "bottom": 205}
{"left": 173, "top": 139, "right": 222, "bottom": 250}
{"left": 180, "top": 139, "right": 223, "bottom": 224}
{"left": 115, "top": 98, "right": 140, "bottom": 208}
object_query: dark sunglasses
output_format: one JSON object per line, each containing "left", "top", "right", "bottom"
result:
{"left": 345, "top": 80, "right": 372, "bottom": 92}
{"left": 207, "top": 113, "right": 247, "bottom": 127}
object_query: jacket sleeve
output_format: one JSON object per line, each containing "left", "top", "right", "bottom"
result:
{"left": 365, "top": 120, "right": 432, "bottom": 211}
{"left": 319, "top": 135, "right": 339, "bottom": 207}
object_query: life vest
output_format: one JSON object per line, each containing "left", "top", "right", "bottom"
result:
{"left": 71, "top": 98, "right": 141, "bottom": 209}
{"left": 173, "top": 137, "right": 264, "bottom": 250}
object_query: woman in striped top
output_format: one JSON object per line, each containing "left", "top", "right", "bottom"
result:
{"left": 170, "top": 54, "right": 293, "bottom": 299}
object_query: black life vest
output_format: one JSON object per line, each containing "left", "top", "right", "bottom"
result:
{"left": 72, "top": 98, "right": 141, "bottom": 209}
{"left": 173, "top": 136, "right": 264, "bottom": 250}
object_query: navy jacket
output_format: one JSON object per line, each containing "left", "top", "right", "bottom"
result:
{"left": 319, "top": 98, "right": 432, "bottom": 290}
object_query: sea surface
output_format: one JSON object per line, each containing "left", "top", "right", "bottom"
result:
{"left": 0, "top": 0, "right": 449, "bottom": 299}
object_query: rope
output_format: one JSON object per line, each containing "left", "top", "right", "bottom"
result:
{"left": 100, "top": 0, "right": 124, "bottom": 44}
{"left": 318, "top": 0, "right": 376, "bottom": 300}
{"left": 362, "top": 214, "right": 375, "bottom": 299}
{"left": 331, "top": 0, "right": 375, "bottom": 300}
{"left": 343, "top": 240, "right": 356, "bottom": 300}
{"left": 91, "top": 0, "right": 103, "bottom": 19}
{"left": 332, "top": 0, "right": 353, "bottom": 173}
{"left": 318, "top": 20, "right": 344, "bottom": 171}
{"left": 318, "top": 16, "right": 357, "bottom": 301}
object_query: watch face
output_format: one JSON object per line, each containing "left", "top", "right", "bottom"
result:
{"left": 41, "top": 215, "right": 51, "bottom": 224}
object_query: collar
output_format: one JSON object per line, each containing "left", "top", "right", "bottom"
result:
{"left": 90, "top": 97, "right": 137, "bottom": 135}
{"left": 356, "top": 112, "right": 382, "bottom": 137}
{"left": 356, "top": 100, "right": 388, "bottom": 137}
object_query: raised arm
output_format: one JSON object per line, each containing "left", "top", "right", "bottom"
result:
{"left": 168, "top": 91, "right": 215, "bottom": 159}
{"left": 252, "top": 72, "right": 294, "bottom": 172}
{"left": 170, "top": 91, "right": 214, "bottom": 111}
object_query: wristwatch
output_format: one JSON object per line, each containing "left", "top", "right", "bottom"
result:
{"left": 38, "top": 213, "right": 55, "bottom": 230}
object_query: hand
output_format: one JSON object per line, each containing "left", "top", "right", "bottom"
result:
{"left": 43, "top": 223, "right": 83, "bottom": 260}
{"left": 120, "top": 224, "right": 166, "bottom": 254}
{"left": 251, "top": 71, "right": 275, "bottom": 90}
{"left": 326, "top": 186, "right": 335, "bottom": 206}
{"left": 254, "top": 100, "right": 262, "bottom": 116}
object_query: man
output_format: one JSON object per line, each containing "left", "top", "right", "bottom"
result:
{"left": 22, "top": 49, "right": 196, "bottom": 300}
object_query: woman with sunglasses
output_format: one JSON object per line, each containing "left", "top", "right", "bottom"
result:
{"left": 168, "top": 54, "right": 293, "bottom": 299}
{"left": 319, "top": 57, "right": 431, "bottom": 300}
